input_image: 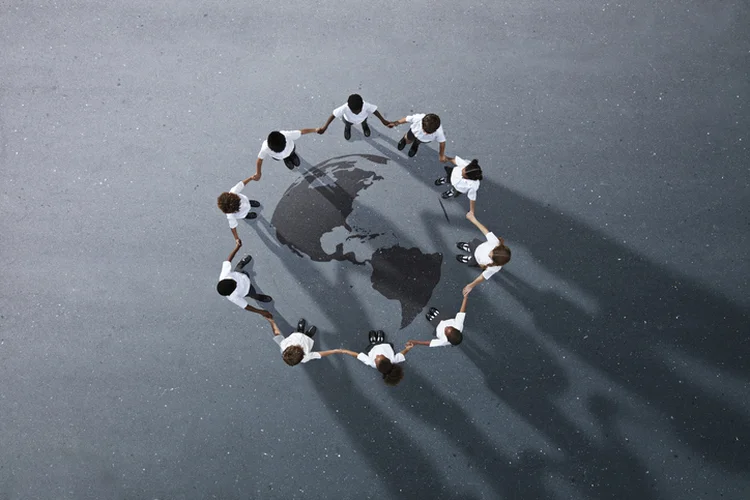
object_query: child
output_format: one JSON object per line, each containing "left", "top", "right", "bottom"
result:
{"left": 435, "top": 156, "right": 482, "bottom": 215}
{"left": 338, "top": 331, "right": 414, "bottom": 386}
{"left": 271, "top": 318, "right": 340, "bottom": 366}
{"left": 387, "top": 113, "right": 446, "bottom": 160}
{"left": 408, "top": 295, "right": 468, "bottom": 348}
{"left": 456, "top": 212, "right": 511, "bottom": 296}
{"left": 252, "top": 127, "right": 319, "bottom": 179}
{"left": 217, "top": 175, "right": 261, "bottom": 245}
{"left": 317, "top": 94, "right": 391, "bottom": 140}
{"left": 216, "top": 242, "right": 273, "bottom": 316}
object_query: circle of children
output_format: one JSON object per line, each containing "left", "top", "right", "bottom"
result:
{"left": 216, "top": 94, "right": 511, "bottom": 387}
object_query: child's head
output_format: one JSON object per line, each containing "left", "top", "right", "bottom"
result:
{"left": 422, "top": 114, "right": 441, "bottom": 134}
{"left": 347, "top": 94, "right": 363, "bottom": 114}
{"left": 491, "top": 244, "right": 511, "bottom": 266}
{"left": 383, "top": 364, "right": 404, "bottom": 386}
{"left": 463, "top": 160, "right": 483, "bottom": 181}
{"left": 282, "top": 345, "right": 304, "bottom": 366}
{"left": 444, "top": 326, "right": 464, "bottom": 346}
{"left": 216, "top": 279, "right": 237, "bottom": 296}
{"left": 217, "top": 192, "right": 241, "bottom": 214}
{"left": 267, "top": 131, "right": 286, "bottom": 153}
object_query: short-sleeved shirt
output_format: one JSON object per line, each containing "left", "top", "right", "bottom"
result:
{"left": 450, "top": 156, "right": 480, "bottom": 201}
{"left": 273, "top": 332, "right": 322, "bottom": 363}
{"left": 333, "top": 102, "right": 378, "bottom": 125}
{"left": 431, "top": 312, "right": 466, "bottom": 347}
{"left": 225, "top": 181, "right": 251, "bottom": 229}
{"left": 356, "top": 343, "right": 406, "bottom": 368}
{"left": 406, "top": 114, "right": 446, "bottom": 143}
{"left": 257, "top": 130, "right": 302, "bottom": 160}
{"left": 474, "top": 232, "right": 503, "bottom": 280}
{"left": 219, "top": 261, "right": 251, "bottom": 309}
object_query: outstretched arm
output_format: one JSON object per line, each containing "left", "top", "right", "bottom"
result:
{"left": 443, "top": 156, "right": 457, "bottom": 165}
{"left": 459, "top": 294, "right": 469, "bottom": 313}
{"left": 463, "top": 274, "right": 485, "bottom": 296}
{"left": 387, "top": 116, "right": 407, "bottom": 128}
{"left": 269, "top": 318, "right": 282, "bottom": 336}
{"left": 372, "top": 110, "right": 390, "bottom": 126}
{"left": 337, "top": 349, "right": 360, "bottom": 358}
{"left": 230, "top": 227, "right": 242, "bottom": 246}
{"left": 317, "top": 114, "right": 336, "bottom": 134}
{"left": 227, "top": 240, "right": 242, "bottom": 262}
{"left": 300, "top": 128, "right": 319, "bottom": 135}
{"left": 438, "top": 141, "right": 447, "bottom": 163}
{"left": 251, "top": 158, "right": 263, "bottom": 181}
{"left": 317, "top": 349, "right": 343, "bottom": 357}
{"left": 244, "top": 304, "right": 273, "bottom": 319}
{"left": 465, "top": 211, "right": 490, "bottom": 235}
{"left": 406, "top": 339, "right": 431, "bottom": 347}
{"left": 241, "top": 175, "right": 256, "bottom": 185}
{"left": 468, "top": 198, "right": 476, "bottom": 217}
{"left": 399, "top": 343, "right": 415, "bottom": 356}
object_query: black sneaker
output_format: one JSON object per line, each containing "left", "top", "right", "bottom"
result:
{"left": 456, "top": 242, "right": 471, "bottom": 253}
{"left": 296, "top": 318, "right": 307, "bottom": 333}
{"left": 435, "top": 177, "right": 448, "bottom": 186}
{"left": 442, "top": 188, "right": 459, "bottom": 199}
{"left": 237, "top": 255, "right": 252, "bottom": 269}
{"left": 376, "top": 330, "right": 385, "bottom": 343}
{"left": 249, "top": 200, "right": 261, "bottom": 208}
{"left": 344, "top": 124, "right": 352, "bottom": 141}
{"left": 305, "top": 326, "right": 317, "bottom": 338}
{"left": 283, "top": 157, "right": 295, "bottom": 170}
{"left": 456, "top": 255, "right": 472, "bottom": 264}
{"left": 245, "top": 212, "right": 258, "bottom": 220}
{"left": 362, "top": 121, "right": 371, "bottom": 137}
{"left": 368, "top": 330, "right": 378, "bottom": 343}
{"left": 397, "top": 137, "right": 407, "bottom": 151}
{"left": 408, "top": 141, "right": 420, "bottom": 157}
{"left": 291, "top": 152, "right": 301, "bottom": 167}
{"left": 426, "top": 307, "right": 440, "bottom": 322}
{"left": 253, "top": 294, "right": 273, "bottom": 303}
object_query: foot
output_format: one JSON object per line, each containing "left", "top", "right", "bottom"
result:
{"left": 426, "top": 307, "right": 440, "bottom": 322}
{"left": 362, "top": 121, "right": 371, "bottom": 137}
{"left": 397, "top": 137, "right": 407, "bottom": 151}
{"left": 237, "top": 255, "right": 253, "bottom": 269}
{"left": 376, "top": 330, "right": 385, "bottom": 343}
{"left": 441, "top": 188, "right": 458, "bottom": 199}
{"left": 368, "top": 330, "right": 378, "bottom": 343}
{"left": 408, "top": 142, "right": 419, "bottom": 157}
{"left": 249, "top": 200, "right": 261, "bottom": 208}
{"left": 456, "top": 242, "right": 471, "bottom": 253}
{"left": 305, "top": 326, "right": 317, "bottom": 338}
{"left": 456, "top": 255, "right": 472, "bottom": 264}
{"left": 245, "top": 212, "right": 258, "bottom": 220}
{"left": 296, "top": 318, "right": 307, "bottom": 333}
{"left": 253, "top": 294, "right": 273, "bottom": 303}
{"left": 344, "top": 124, "right": 352, "bottom": 141}
{"left": 284, "top": 158, "right": 295, "bottom": 170}
{"left": 291, "top": 153, "right": 301, "bottom": 167}
{"left": 435, "top": 177, "right": 448, "bottom": 186}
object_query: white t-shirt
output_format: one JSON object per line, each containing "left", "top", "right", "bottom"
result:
{"left": 225, "top": 181, "right": 251, "bottom": 229}
{"left": 431, "top": 312, "right": 466, "bottom": 347}
{"left": 474, "top": 232, "right": 503, "bottom": 280}
{"left": 357, "top": 343, "right": 406, "bottom": 368}
{"left": 273, "top": 332, "right": 322, "bottom": 363}
{"left": 450, "top": 156, "right": 480, "bottom": 201}
{"left": 257, "top": 130, "right": 302, "bottom": 160}
{"left": 406, "top": 114, "right": 446, "bottom": 143}
{"left": 219, "top": 260, "right": 251, "bottom": 309}
{"left": 333, "top": 102, "right": 378, "bottom": 125}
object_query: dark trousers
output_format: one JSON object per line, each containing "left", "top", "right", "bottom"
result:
{"left": 364, "top": 341, "right": 394, "bottom": 353}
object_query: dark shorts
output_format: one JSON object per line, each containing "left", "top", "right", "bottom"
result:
{"left": 406, "top": 129, "right": 420, "bottom": 143}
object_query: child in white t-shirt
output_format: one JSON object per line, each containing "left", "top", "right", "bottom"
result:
{"left": 339, "top": 330, "right": 415, "bottom": 386}
{"left": 271, "top": 318, "right": 340, "bottom": 366}
{"left": 409, "top": 295, "right": 468, "bottom": 348}
{"left": 317, "top": 94, "right": 391, "bottom": 140}
{"left": 435, "top": 156, "right": 482, "bottom": 215}
{"left": 387, "top": 113, "right": 447, "bottom": 160}
{"left": 217, "top": 176, "right": 261, "bottom": 245}
{"left": 252, "top": 127, "right": 319, "bottom": 180}
{"left": 456, "top": 212, "right": 511, "bottom": 296}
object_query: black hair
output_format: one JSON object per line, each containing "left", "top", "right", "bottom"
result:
{"left": 422, "top": 114, "right": 441, "bottom": 134}
{"left": 217, "top": 279, "right": 237, "bottom": 296}
{"left": 445, "top": 326, "right": 464, "bottom": 346}
{"left": 267, "top": 131, "right": 286, "bottom": 153}
{"left": 347, "top": 94, "right": 363, "bottom": 112}
{"left": 464, "top": 160, "right": 483, "bottom": 181}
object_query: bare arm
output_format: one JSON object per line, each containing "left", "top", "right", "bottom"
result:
{"left": 251, "top": 157, "right": 263, "bottom": 181}
{"left": 399, "top": 343, "right": 415, "bottom": 356}
{"left": 317, "top": 349, "right": 342, "bottom": 357}
{"left": 337, "top": 349, "right": 360, "bottom": 358}
{"left": 230, "top": 227, "right": 241, "bottom": 245}
{"left": 241, "top": 175, "right": 255, "bottom": 185}
{"left": 227, "top": 240, "right": 242, "bottom": 262}
{"left": 465, "top": 211, "right": 490, "bottom": 235}
{"left": 468, "top": 198, "right": 476, "bottom": 216}
{"left": 459, "top": 294, "right": 469, "bottom": 313}
{"left": 244, "top": 304, "right": 273, "bottom": 319}
{"left": 438, "top": 141, "right": 447, "bottom": 162}
{"left": 443, "top": 156, "right": 457, "bottom": 165}
{"left": 372, "top": 110, "right": 390, "bottom": 126}
{"left": 318, "top": 114, "right": 336, "bottom": 134}
{"left": 387, "top": 116, "right": 407, "bottom": 128}
{"left": 300, "top": 128, "right": 318, "bottom": 135}
{"left": 406, "top": 339, "right": 431, "bottom": 347}
{"left": 463, "top": 274, "right": 485, "bottom": 297}
{"left": 269, "top": 318, "right": 282, "bottom": 336}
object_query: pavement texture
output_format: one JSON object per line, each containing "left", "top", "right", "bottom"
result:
{"left": 1, "top": 1, "right": 748, "bottom": 499}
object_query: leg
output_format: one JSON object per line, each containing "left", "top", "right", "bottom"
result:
{"left": 235, "top": 255, "right": 252, "bottom": 272}
{"left": 289, "top": 147, "right": 300, "bottom": 166}
{"left": 283, "top": 156, "right": 295, "bottom": 170}
{"left": 361, "top": 118, "right": 371, "bottom": 137}
{"left": 397, "top": 129, "right": 415, "bottom": 151}
{"left": 246, "top": 283, "right": 273, "bottom": 303}
{"left": 343, "top": 118, "right": 352, "bottom": 140}
{"left": 408, "top": 137, "right": 421, "bottom": 157}
{"left": 296, "top": 318, "right": 307, "bottom": 333}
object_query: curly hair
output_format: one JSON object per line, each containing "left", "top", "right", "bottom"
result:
{"left": 383, "top": 364, "right": 404, "bottom": 386}
{"left": 422, "top": 114, "right": 441, "bottom": 134}
{"left": 490, "top": 245, "right": 511, "bottom": 266}
{"left": 282, "top": 345, "right": 304, "bottom": 366}
{"left": 445, "top": 326, "right": 464, "bottom": 346}
{"left": 375, "top": 357, "right": 393, "bottom": 375}
{"left": 267, "top": 131, "right": 286, "bottom": 153}
{"left": 217, "top": 192, "right": 241, "bottom": 214}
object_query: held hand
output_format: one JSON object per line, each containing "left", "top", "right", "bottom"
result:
{"left": 250, "top": 173, "right": 261, "bottom": 181}
{"left": 317, "top": 127, "right": 326, "bottom": 135}
{"left": 462, "top": 284, "right": 474, "bottom": 297}
{"left": 439, "top": 155, "right": 447, "bottom": 163}
{"left": 466, "top": 211, "right": 476, "bottom": 221}
{"left": 405, "top": 341, "right": 415, "bottom": 348}
{"left": 260, "top": 310, "right": 273, "bottom": 320}
{"left": 387, "top": 121, "right": 396, "bottom": 128}
{"left": 268, "top": 318, "right": 281, "bottom": 334}
{"left": 235, "top": 238, "right": 242, "bottom": 248}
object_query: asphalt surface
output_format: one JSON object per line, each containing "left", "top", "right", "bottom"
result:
{"left": 1, "top": 1, "right": 748, "bottom": 499}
